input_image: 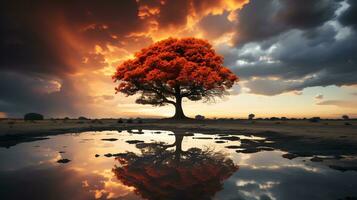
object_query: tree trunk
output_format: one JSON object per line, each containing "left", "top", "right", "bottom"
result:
{"left": 172, "top": 96, "right": 187, "bottom": 119}
{"left": 174, "top": 134, "right": 184, "bottom": 163}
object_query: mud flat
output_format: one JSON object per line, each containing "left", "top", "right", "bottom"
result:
{"left": 1, "top": 118, "right": 356, "bottom": 141}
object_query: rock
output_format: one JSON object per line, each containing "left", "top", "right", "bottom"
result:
{"left": 57, "top": 158, "right": 71, "bottom": 163}
{"left": 237, "top": 148, "right": 260, "bottom": 154}
{"left": 126, "top": 140, "right": 144, "bottom": 144}
{"left": 257, "top": 146, "right": 275, "bottom": 151}
{"left": 111, "top": 153, "right": 126, "bottom": 157}
{"left": 218, "top": 136, "right": 240, "bottom": 141}
{"left": 282, "top": 153, "right": 298, "bottom": 160}
{"left": 104, "top": 153, "right": 113, "bottom": 157}
{"left": 310, "top": 156, "right": 324, "bottom": 162}
{"left": 101, "top": 138, "right": 118, "bottom": 141}
{"left": 329, "top": 165, "right": 357, "bottom": 172}
{"left": 95, "top": 154, "right": 100, "bottom": 157}
{"left": 215, "top": 141, "right": 226, "bottom": 143}
{"left": 225, "top": 145, "right": 240, "bottom": 149}
{"left": 192, "top": 137, "right": 213, "bottom": 140}
{"left": 195, "top": 115, "right": 205, "bottom": 120}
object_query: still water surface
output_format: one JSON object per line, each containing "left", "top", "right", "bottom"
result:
{"left": 0, "top": 130, "right": 356, "bottom": 200}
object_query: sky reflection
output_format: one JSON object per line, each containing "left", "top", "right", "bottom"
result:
{"left": 0, "top": 130, "right": 356, "bottom": 200}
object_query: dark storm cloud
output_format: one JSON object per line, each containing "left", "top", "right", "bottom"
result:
{"left": 0, "top": 0, "right": 242, "bottom": 77}
{"left": 0, "top": 0, "right": 148, "bottom": 117}
{"left": 233, "top": 0, "right": 340, "bottom": 45}
{"left": 0, "top": 71, "right": 80, "bottom": 117}
{"left": 339, "top": 0, "right": 357, "bottom": 29}
{"left": 0, "top": 1, "right": 74, "bottom": 75}
{"left": 198, "top": 11, "right": 234, "bottom": 39}
{"left": 61, "top": 0, "right": 145, "bottom": 44}
{"left": 0, "top": 0, "right": 144, "bottom": 76}
{"left": 233, "top": 0, "right": 283, "bottom": 45}
{"left": 276, "top": 0, "right": 339, "bottom": 28}
{"left": 219, "top": 0, "right": 357, "bottom": 95}
{"left": 157, "top": 0, "right": 191, "bottom": 29}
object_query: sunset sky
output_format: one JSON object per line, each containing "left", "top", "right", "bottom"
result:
{"left": 1, "top": 0, "right": 357, "bottom": 119}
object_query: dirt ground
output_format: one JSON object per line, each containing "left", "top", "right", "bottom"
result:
{"left": 0, "top": 118, "right": 356, "bottom": 141}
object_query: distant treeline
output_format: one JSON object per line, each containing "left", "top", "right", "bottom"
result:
{"left": 0, "top": 113, "right": 355, "bottom": 121}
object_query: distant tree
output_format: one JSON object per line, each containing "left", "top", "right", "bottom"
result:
{"left": 78, "top": 116, "right": 88, "bottom": 120}
{"left": 248, "top": 114, "right": 255, "bottom": 120}
{"left": 136, "top": 117, "right": 143, "bottom": 123}
{"left": 342, "top": 115, "right": 349, "bottom": 120}
{"left": 309, "top": 117, "right": 321, "bottom": 123}
{"left": 113, "top": 38, "right": 238, "bottom": 119}
{"left": 24, "top": 113, "right": 44, "bottom": 121}
{"left": 281, "top": 117, "right": 287, "bottom": 121}
{"left": 195, "top": 115, "right": 205, "bottom": 120}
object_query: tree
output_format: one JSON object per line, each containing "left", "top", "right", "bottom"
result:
{"left": 24, "top": 113, "right": 44, "bottom": 121}
{"left": 342, "top": 115, "right": 349, "bottom": 120}
{"left": 112, "top": 131, "right": 238, "bottom": 200}
{"left": 248, "top": 113, "right": 255, "bottom": 120}
{"left": 309, "top": 117, "right": 321, "bottom": 123}
{"left": 113, "top": 38, "right": 238, "bottom": 119}
{"left": 195, "top": 114, "right": 205, "bottom": 120}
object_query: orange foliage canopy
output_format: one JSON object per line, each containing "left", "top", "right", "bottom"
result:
{"left": 113, "top": 38, "right": 238, "bottom": 118}
{"left": 113, "top": 37, "right": 237, "bottom": 97}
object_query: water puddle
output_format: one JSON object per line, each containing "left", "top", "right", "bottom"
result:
{"left": 0, "top": 130, "right": 356, "bottom": 200}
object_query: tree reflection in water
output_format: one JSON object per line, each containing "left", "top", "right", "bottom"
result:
{"left": 112, "top": 132, "right": 239, "bottom": 200}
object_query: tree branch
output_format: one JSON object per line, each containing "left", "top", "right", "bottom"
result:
{"left": 134, "top": 82, "right": 176, "bottom": 105}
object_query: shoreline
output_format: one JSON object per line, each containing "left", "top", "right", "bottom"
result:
{"left": 1, "top": 118, "right": 356, "bottom": 136}
{"left": 1, "top": 119, "right": 357, "bottom": 171}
